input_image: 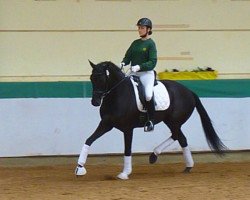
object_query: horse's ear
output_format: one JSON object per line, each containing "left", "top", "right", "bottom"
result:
{"left": 88, "top": 60, "right": 96, "bottom": 68}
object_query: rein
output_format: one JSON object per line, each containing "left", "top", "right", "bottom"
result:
{"left": 102, "top": 76, "right": 128, "bottom": 98}
{"left": 91, "top": 70, "right": 128, "bottom": 99}
{"left": 102, "top": 68, "right": 133, "bottom": 98}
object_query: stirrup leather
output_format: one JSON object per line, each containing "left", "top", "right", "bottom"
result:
{"left": 144, "top": 120, "right": 154, "bottom": 132}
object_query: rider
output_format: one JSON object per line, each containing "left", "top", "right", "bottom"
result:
{"left": 120, "top": 18, "right": 157, "bottom": 132}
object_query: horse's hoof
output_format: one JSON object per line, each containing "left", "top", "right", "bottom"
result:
{"left": 75, "top": 165, "right": 87, "bottom": 176}
{"left": 183, "top": 167, "right": 192, "bottom": 173}
{"left": 149, "top": 152, "right": 158, "bottom": 164}
{"left": 117, "top": 172, "right": 129, "bottom": 180}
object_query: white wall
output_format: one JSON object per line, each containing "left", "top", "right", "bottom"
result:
{"left": 1, "top": 98, "right": 249, "bottom": 157}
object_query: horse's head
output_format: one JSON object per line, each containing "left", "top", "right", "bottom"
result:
{"left": 89, "top": 60, "right": 125, "bottom": 106}
{"left": 89, "top": 60, "right": 110, "bottom": 106}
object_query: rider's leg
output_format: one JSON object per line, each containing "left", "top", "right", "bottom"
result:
{"left": 144, "top": 98, "right": 155, "bottom": 131}
{"left": 139, "top": 71, "right": 155, "bottom": 102}
{"left": 138, "top": 71, "right": 155, "bottom": 132}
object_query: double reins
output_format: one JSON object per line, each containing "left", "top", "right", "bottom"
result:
{"left": 92, "top": 69, "right": 130, "bottom": 99}
{"left": 102, "top": 76, "right": 128, "bottom": 98}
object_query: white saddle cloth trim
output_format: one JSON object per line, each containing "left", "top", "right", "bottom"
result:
{"left": 130, "top": 77, "right": 170, "bottom": 112}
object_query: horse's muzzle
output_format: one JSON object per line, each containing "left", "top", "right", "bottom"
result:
{"left": 91, "top": 96, "right": 101, "bottom": 106}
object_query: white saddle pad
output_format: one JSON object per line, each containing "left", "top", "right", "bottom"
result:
{"left": 130, "top": 77, "right": 170, "bottom": 112}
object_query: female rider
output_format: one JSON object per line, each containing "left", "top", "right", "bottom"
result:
{"left": 120, "top": 18, "right": 157, "bottom": 132}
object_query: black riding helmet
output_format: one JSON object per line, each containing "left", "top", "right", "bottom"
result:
{"left": 136, "top": 18, "right": 152, "bottom": 35}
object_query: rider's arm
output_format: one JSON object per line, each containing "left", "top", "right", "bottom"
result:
{"left": 122, "top": 42, "right": 135, "bottom": 66}
{"left": 139, "top": 41, "right": 157, "bottom": 71}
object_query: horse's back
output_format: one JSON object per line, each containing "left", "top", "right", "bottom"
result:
{"left": 159, "top": 80, "right": 196, "bottom": 120}
{"left": 159, "top": 80, "right": 193, "bottom": 96}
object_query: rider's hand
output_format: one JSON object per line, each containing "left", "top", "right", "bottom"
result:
{"left": 119, "top": 62, "right": 125, "bottom": 68}
{"left": 131, "top": 65, "right": 140, "bottom": 72}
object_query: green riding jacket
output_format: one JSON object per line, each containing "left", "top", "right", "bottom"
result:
{"left": 122, "top": 38, "right": 157, "bottom": 71}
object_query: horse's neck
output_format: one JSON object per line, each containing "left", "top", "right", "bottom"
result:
{"left": 108, "top": 73, "right": 124, "bottom": 89}
{"left": 107, "top": 66, "right": 125, "bottom": 89}
{"left": 106, "top": 76, "right": 131, "bottom": 104}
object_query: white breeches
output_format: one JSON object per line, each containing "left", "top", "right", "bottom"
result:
{"left": 133, "top": 70, "right": 154, "bottom": 101}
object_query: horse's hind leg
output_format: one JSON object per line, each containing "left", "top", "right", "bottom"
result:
{"left": 177, "top": 129, "right": 194, "bottom": 173}
{"left": 149, "top": 121, "right": 181, "bottom": 164}
{"left": 149, "top": 124, "right": 194, "bottom": 172}
{"left": 149, "top": 136, "right": 175, "bottom": 164}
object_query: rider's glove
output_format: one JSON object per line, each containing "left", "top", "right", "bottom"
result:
{"left": 119, "top": 62, "right": 125, "bottom": 68}
{"left": 131, "top": 65, "right": 140, "bottom": 72}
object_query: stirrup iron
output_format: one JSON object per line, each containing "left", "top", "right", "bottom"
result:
{"left": 144, "top": 120, "right": 154, "bottom": 132}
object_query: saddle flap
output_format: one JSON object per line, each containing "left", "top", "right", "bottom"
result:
{"left": 130, "top": 76, "right": 170, "bottom": 112}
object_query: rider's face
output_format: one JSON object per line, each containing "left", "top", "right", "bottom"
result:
{"left": 137, "top": 25, "right": 148, "bottom": 37}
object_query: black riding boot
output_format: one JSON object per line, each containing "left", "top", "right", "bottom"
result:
{"left": 144, "top": 99, "right": 155, "bottom": 132}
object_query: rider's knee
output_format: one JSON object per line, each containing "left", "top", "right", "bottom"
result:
{"left": 145, "top": 96, "right": 152, "bottom": 101}
{"left": 145, "top": 92, "right": 153, "bottom": 101}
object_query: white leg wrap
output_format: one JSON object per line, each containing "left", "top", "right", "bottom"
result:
{"left": 123, "top": 156, "right": 132, "bottom": 175}
{"left": 182, "top": 146, "right": 194, "bottom": 168}
{"left": 77, "top": 144, "right": 90, "bottom": 166}
{"left": 117, "top": 156, "right": 132, "bottom": 180}
{"left": 154, "top": 137, "right": 175, "bottom": 155}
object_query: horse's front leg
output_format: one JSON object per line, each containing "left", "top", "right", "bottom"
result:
{"left": 117, "top": 129, "right": 133, "bottom": 180}
{"left": 75, "top": 120, "right": 113, "bottom": 176}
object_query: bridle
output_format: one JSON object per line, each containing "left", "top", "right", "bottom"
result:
{"left": 90, "top": 72, "right": 108, "bottom": 98}
{"left": 91, "top": 70, "right": 128, "bottom": 99}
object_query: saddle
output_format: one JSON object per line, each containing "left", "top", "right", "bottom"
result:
{"left": 130, "top": 73, "right": 170, "bottom": 113}
{"left": 131, "top": 75, "right": 158, "bottom": 109}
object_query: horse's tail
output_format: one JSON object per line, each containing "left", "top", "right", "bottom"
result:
{"left": 193, "top": 92, "right": 227, "bottom": 155}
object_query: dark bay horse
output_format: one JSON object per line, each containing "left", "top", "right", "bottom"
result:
{"left": 75, "top": 61, "right": 226, "bottom": 180}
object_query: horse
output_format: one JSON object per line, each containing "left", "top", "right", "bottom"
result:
{"left": 75, "top": 61, "right": 227, "bottom": 180}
